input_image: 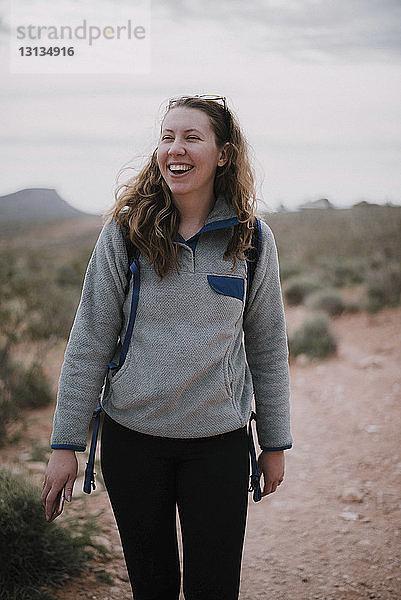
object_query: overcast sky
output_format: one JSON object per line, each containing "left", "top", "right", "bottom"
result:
{"left": 0, "top": 0, "right": 400, "bottom": 214}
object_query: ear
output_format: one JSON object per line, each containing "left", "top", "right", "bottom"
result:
{"left": 217, "top": 142, "right": 230, "bottom": 167}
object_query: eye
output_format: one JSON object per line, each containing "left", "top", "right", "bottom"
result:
{"left": 187, "top": 136, "right": 200, "bottom": 140}
{"left": 161, "top": 135, "right": 173, "bottom": 140}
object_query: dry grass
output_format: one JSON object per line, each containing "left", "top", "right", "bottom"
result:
{"left": 264, "top": 205, "right": 401, "bottom": 312}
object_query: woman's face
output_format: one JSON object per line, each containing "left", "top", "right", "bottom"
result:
{"left": 157, "top": 107, "right": 228, "bottom": 201}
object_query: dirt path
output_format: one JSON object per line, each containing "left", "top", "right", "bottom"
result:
{"left": 2, "top": 308, "right": 400, "bottom": 599}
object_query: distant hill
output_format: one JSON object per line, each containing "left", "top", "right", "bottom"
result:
{"left": 353, "top": 200, "right": 380, "bottom": 208}
{"left": 299, "top": 198, "right": 335, "bottom": 210}
{"left": 0, "top": 188, "right": 92, "bottom": 222}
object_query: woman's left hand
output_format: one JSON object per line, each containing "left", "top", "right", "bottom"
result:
{"left": 257, "top": 450, "right": 285, "bottom": 497}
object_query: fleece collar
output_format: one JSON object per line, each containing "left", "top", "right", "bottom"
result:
{"left": 203, "top": 194, "right": 239, "bottom": 231}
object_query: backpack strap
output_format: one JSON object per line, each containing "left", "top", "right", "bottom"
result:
{"left": 120, "top": 222, "right": 139, "bottom": 281}
{"left": 245, "top": 216, "right": 262, "bottom": 306}
{"left": 245, "top": 216, "right": 263, "bottom": 501}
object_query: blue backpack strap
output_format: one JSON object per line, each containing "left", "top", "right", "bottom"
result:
{"left": 84, "top": 223, "right": 140, "bottom": 494}
{"left": 245, "top": 216, "right": 261, "bottom": 307}
{"left": 245, "top": 216, "right": 263, "bottom": 502}
{"left": 116, "top": 223, "right": 141, "bottom": 370}
{"left": 108, "top": 245, "right": 140, "bottom": 373}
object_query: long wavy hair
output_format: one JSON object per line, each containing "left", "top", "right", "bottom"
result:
{"left": 107, "top": 96, "right": 257, "bottom": 279}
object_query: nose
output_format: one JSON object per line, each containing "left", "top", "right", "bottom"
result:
{"left": 168, "top": 138, "right": 185, "bottom": 156}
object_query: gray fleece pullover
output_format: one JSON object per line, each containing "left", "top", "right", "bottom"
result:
{"left": 50, "top": 195, "right": 292, "bottom": 451}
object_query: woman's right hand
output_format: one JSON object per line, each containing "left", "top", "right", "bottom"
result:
{"left": 41, "top": 449, "right": 78, "bottom": 521}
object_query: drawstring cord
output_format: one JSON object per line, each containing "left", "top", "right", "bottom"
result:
{"left": 248, "top": 411, "right": 262, "bottom": 502}
{"left": 83, "top": 399, "right": 102, "bottom": 494}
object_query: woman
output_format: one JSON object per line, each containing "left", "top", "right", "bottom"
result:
{"left": 42, "top": 95, "right": 292, "bottom": 600}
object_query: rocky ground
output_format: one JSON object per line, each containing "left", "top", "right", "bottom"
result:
{"left": 2, "top": 307, "right": 400, "bottom": 599}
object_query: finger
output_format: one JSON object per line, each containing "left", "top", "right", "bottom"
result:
{"left": 48, "top": 503, "right": 62, "bottom": 522}
{"left": 64, "top": 474, "right": 76, "bottom": 503}
{"left": 49, "top": 489, "right": 65, "bottom": 522}
{"left": 49, "top": 494, "right": 62, "bottom": 522}
{"left": 45, "top": 487, "right": 63, "bottom": 521}
{"left": 41, "top": 480, "right": 52, "bottom": 508}
{"left": 45, "top": 492, "right": 57, "bottom": 521}
{"left": 262, "top": 480, "right": 273, "bottom": 497}
{"left": 48, "top": 507, "right": 61, "bottom": 522}
{"left": 41, "top": 485, "right": 48, "bottom": 507}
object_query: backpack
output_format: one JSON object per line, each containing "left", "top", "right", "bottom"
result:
{"left": 84, "top": 217, "right": 262, "bottom": 500}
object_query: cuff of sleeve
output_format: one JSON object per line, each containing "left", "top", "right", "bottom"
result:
{"left": 51, "top": 443, "right": 86, "bottom": 452}
{"left": 260, "top": 443, "right": 292, "bottom": 452}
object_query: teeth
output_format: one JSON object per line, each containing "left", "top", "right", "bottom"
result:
{"left": 169, "top": 164, "right": 193, "bottom": 172}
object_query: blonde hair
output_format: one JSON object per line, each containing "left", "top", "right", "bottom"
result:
{"left": 107, "top": 96, "right": 257, "bottom": 279}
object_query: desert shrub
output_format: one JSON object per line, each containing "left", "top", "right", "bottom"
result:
{"left": 289, "top": 313, "right": 337, "bottom": 360}
{"left": 279, "top": 261, "right": 304, "bottom": 282}
{"left": 306, "top": 289, "right": 346, "bottom": 317}
{"left": 343, "top": 300, "right": 362, "bottom": 314}
{"left": 0, "top": 245, "right": 80, "bottom": 447}
{"left": 0, "top": 468, "right": 105, "bottom": 600}
{"left": 266, "top": 205, "right": 401, "bottom": 309}
{"left": 29, "top": 441, "right": 51, "bottom": 463}
{"left": 315, "top": 257, "right": 366, "bottom": 288}
{"left": 365, "top": 264, "right": 401, "bottom": 313}
{"left": 330, "top": 260, "right": 365, "bottom": 287}
{"left": 10, "top": 361, "right": 53, "bottom": 409}
{"left": 267, "top": 206, "right": 401, "bottom": 267}
{"left": 56, "top": 261, "right": 85, "bottom": 287}
{"left": 0, "top": 392, "right": 17, "bottom": 448}
{"left": 0, "top": 353, "right": 53, "bottom": 447}
{"left": 0, "top": 222, "right": 97, "bottom": 448}
{"left": 0, "top": 246, "right": 86, "bottom": 343}
{"left": 284, "top": 275, "right": 321, "bottom": 306}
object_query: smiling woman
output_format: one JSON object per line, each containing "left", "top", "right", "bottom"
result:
{"left": 42, "top": 94, "right": 292, "bottom": 600}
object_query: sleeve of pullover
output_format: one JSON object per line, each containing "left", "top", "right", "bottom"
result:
{"left": 50, "top": 218, "right": 129, "bottom": 451}
{"left": 243, "top": 219, "right": 293, "bottom": 451}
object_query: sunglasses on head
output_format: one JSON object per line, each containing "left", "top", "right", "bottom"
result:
{"left": 168, "top": 94, "right": 227, "bottom": 112}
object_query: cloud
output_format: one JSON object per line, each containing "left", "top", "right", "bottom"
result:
{"left": 1, "top": 0, "right": 400, "bottom": 63}
{"left": 154, "top": 0, "right": 401, "bottom": 63}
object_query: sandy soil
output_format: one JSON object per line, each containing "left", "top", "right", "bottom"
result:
{"left": 2, "top": 307, "right": 400, "bottom": 599}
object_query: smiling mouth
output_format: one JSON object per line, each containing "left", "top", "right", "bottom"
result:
{"left": 168, "top": 165, "right": 194, "bottom": 176}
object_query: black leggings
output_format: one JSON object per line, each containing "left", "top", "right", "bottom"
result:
{"left": 101, "top": 412, "right": 250, "bottom": 600}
